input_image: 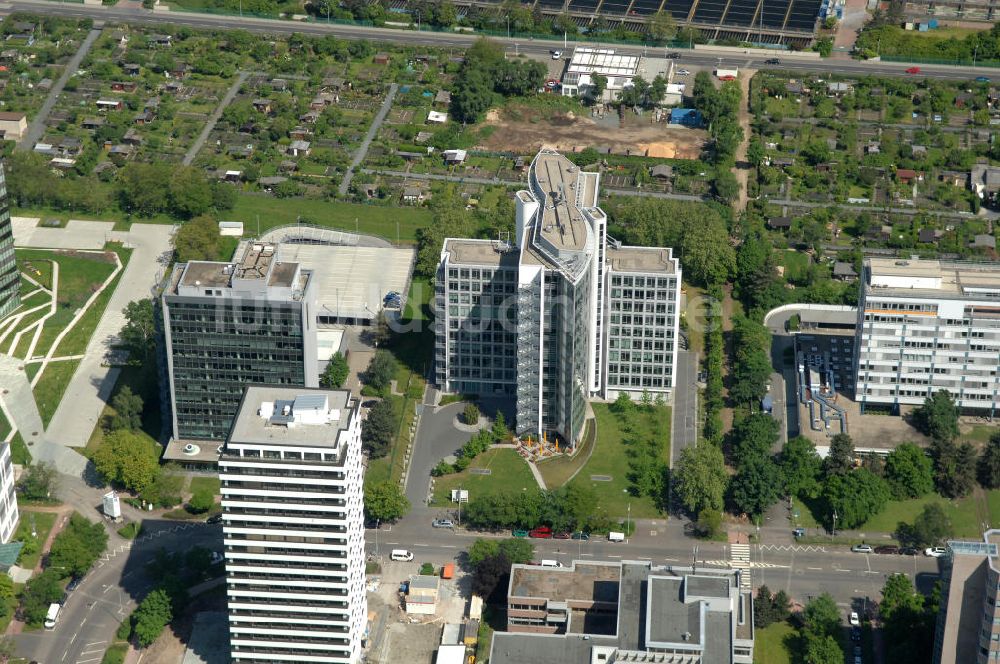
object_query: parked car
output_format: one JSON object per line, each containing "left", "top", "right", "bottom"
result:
{"left": 925, "top": 546, "right": 947, "bottom": 557}
{"left": 207, "top": 514, "right": 223, "bottom": 524}
{"left": 906, "top": 66, "right": 922, "bottom": 74}
{"left": 666, "top": 52, "right": 681, "bottom": 59}
{"left": 764, "top": 58, "right": 781, "bottom": 64}
{"left": 849, "top": 611, "right": 860, "bottom": 626}
{"left": 874, "top": 545, "right": 899, "bottom": 555}
{"left": 793, "top": 527, "right": 805, "bottom": 538}
{"left": 551, "top": 50, "right": 562, "bottom": 59}
{"left": 210, "top": 551, "right": 224, "bottom": 564}
{"left": 529, "top": 526, "right": 553, "bottom": 539}
{"left": 513, "top": 529, "right": 529, "bottom": 538}
{"left": 852, "top": 627, "right": 862, "bottom": 642}
{"left": 676, "top": 69, "right": 691, "bottom": 76}
{"left": 432, "top": 519, "right": 454, "bottom": 529}
{"left": 553, "top": 532, "right": 571, "bottom": 540}
{"left": 976, "top": 76, "right": 992, "bottom": 82}
{"left": 65, "top": 576, "right": 82, "bottom": 592}
{"left": 851, "top": 543, "right": 874, "bottom": 554}
{"left": 899, "top": 546, "right": 918, "bottom": 556}
{"left": 571, "top": 532, "right": 590, "bottom": 541}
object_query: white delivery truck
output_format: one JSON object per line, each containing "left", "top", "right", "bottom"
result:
{"left": 391, "top": 549, "right": 414, "bottom": 562}
{"left": 608, "top": 531, "right": 625, "bottom": 542}
{"left": 44, "top": 602, "right": 60, "bottom": 629}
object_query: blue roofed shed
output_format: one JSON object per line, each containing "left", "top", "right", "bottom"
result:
{"left": 669, "top": 109, "right": 702, "bottom": 127}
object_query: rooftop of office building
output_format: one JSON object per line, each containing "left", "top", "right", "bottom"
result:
{"left": 865, "top": 257, "right": 1000, "bottom": 299}
{"left": 606, "top": 245, "right": 679, "bottom": 274}
{"left": 228, "top": 386, "right": 354, "bottom": 448}
{"left": 530, "top": 150, "right": 600, "bottom": 254}
{"left": 441, "top": 238, "right": 519, "bottom": 268}
{"left": 494, "top": 561, "right": 749, "bottom": 664}
{"left": 169, "top": 242, "right": 307, "bottom": 295}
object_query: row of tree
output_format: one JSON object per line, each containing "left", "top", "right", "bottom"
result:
{"left": 21, "top": 515, "right": 108, "bottom": 626}
{"left": 462, "top": 483, "right": 614, "bottom": 534}
{"left": 691, "top": 71, "right": 744, "bottom": 167}
{"left": 433, "top": 412, "right": 510, "bottom": 476}
{"left": 450, "top": 39, "right": 546, "bottom": 124}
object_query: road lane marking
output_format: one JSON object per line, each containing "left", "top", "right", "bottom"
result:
{"left": 85, "top": 642, "right": 106, "bottom": 648}
{"left": 580, "top": 553, "right": 594, "bottom": 556}
{"left": 414, "top": 543, "right": 429, "bottom": 547}
{"left": 836, "top": 569, "right": 851, "bottom": 572}
{"left": 664, "top": 557, "right": 679, "bottom": 562}
{"left": 442, "top": 545, "right": 457, "bottom": 549}
{"left": 76, "top": 658, "right": 102, "bottom": 664}
{"left": 607, "top": 554, "right": 622, "bottom": 558}
{"left": 386, "top": 541, "right": 399, "bottom": 545}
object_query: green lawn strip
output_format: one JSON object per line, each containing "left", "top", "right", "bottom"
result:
{"left": 33, "top": 359, "right": 82, "bottom": 427}
{"left": 189, "top": 477, "right": 221, "bottom": 495}
{"left": 565, "top": 403, "right": 671, "bottom": 519}
{"left": 15, "top": 510, "right": 58, "bottom": 571}
{"left": 536, "top": 418, "right": 595, "bottom": 489}
{"left": 796, "top": 492, "right": 983, "bottom": 538}
{"left": 962, "top": 425, "right": 998, "bottom": 444}
{"left": 752, "top": 620, "right": 795, "bottom": 664}
{"left": 51, "top": 246, "right": 132, "bottom": 357}
{"left": 0, "top": 409, "right": 9, "bottom": 441}
{"left": 776, "top": 249, "right": 811, "bottom": 282}
{"left": 987, "top": 490, "right": 1000, "bottom": 526}
{"left": 365, "top": 457, "right": 391, "bottom": 487}
{"left": 13, "top": 250, "right": 117, "bottom": 356}
{"left": 231, "top": 195, "right": 432, "bottom": 242}
{"left": 431, "top": 448, "right": 537, "bottom": 507}
{"left": 0, "top": 588, "right": 19, "bottom": 634}
{"left": 99, "top": 643, "right": 128, "bottom": 664}
{"left": 17, "top": 255, "right": 53, "bottom": 290}
{"left": 10, "top": 432, "right": 30, "bottom": 465}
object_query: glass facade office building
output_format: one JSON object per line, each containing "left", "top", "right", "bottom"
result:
{"left": 0, "top": 162, "right": 19, "bottom": 319}
{"left": 162, "top": 243, "right": 318, "bottom": 442}
{"left": 436, "top": 150, "right": 682, "bottom": 446}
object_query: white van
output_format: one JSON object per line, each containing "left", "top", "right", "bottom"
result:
{"left": 608, "top": 531, "right": 625, "bottom": 542}
{"left": 390, "top": 549, "right": 414, "bottom": 562}
{"left": 540, "top": 560, "right": 564, "bottom": 568}
{"left": 44, "top": 602, "right": 60, "bottom": 629}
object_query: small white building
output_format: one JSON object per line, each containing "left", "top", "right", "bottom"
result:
{"left": 218, "top": 221, "right": 243, "bottom": 237}
{"left": 406, "top": 575, "right": 440, "bottom": 615}
{"left": 560, "top": 47, "right": 639, "bottom": 100}
{"left": 442, "top": 149, "right": 467, "bottom": 165}
{"left": 427, "top": 110, "right": 448, "bottom": 124}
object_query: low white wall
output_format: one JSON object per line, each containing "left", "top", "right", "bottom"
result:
{"left": 693, "top": 44, "right": 822, "bottom": 59}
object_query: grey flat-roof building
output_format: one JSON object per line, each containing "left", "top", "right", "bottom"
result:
{"left": 854, "top": 258, "right": 1000, "bottom": 414}
{"left": 221, "top": 387, "right": 366, "bottom": 664}
{"left": 932, "top": 530, "right": 1000, "bottom": 664}
{"left": 0, "top": 162, "right": 18, "bottom": 319}
{"left": 162, "top": 242, "right": 319, "bottom": 442}
{"left": 493, "top": 560, "right": 753, "bottom": 664}
{"left": 435, "top": 150, "right": 681, "bottom": 446}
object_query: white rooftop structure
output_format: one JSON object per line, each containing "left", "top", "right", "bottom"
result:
{"left": 561, "top": 47, "right": 640, "bottom": 99}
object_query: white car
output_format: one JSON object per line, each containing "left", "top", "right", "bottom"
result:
{"left": 676, "top": 69, "right": 691, "bottom": 76}
{"left": 925, "top": 546, "right": 947, "bottom": 557}
{"left": 849, "top": 611, "right": 860, "bottom": 626}
{"left": 551, "top": 50, "right": 563, "bottom": 59}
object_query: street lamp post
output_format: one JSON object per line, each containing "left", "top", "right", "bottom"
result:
{"left": 626, "top": 502, "right": 631, "bottom": 542}
{"left": 832, "top": 511, "right": 838, "bottom": 537}
{"left": 375, "top": 518, "right": 380, "bottom": 558}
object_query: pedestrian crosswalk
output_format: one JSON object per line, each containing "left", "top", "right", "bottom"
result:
{"left": 730, "top": 543, "right": 753, "bottom": 592}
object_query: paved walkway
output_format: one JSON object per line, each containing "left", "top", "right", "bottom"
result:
{"left": 43, "top": 224, "right": 173, "bottom": 458}
{"left": 17, "top": 27, "right": 103, "bottom": 151}
{"left": 0, "top": 355, "right": 45, "bottom": 450}
{"left": 339, "top": 82, "right": 398, "bottom": 196}
{"left": 183, "top": 70, "right": 250, "bottom": 166}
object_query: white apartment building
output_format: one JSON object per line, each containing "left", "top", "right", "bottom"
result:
{"left": 855, "top": 257, "right": 1000, "bottom": 413}
{"left": 435, "top": 150, "right": 681, "bottom": 446}
{"left": 220, "top": 386, "right": 366, "bottom": 664}
{"left": 0, "top": 443, "right": 17, "bottom": 543}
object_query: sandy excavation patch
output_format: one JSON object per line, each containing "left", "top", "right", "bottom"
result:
{"left": 479, "top": 106, "right": 707, "bottom": 159}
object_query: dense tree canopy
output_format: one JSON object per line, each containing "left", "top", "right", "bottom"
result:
{"left": 361, "top": 399, "right": 397, "bottom": 459}
{"left": 674, "top": 444, "right": 727, "bottom": 514}
{"left": 822, "top": 468, "right": 890, "bottom": 529}
{"left": 93, "top": 430, "right": 161, "bottom": 494}
{"left": 727, "top": 454, "right": 783, "bottom": 518}
{"left": 884, "top": 443, "right": 934, "bottom": 499}
{"left": 914, "top": 390, "right": 960, "bottom": 444}
{"left": 780, "top": 437, "right": 822, "bottom": 498}
{"left": 364, "top": 481, "right": 411, "bottom": 522}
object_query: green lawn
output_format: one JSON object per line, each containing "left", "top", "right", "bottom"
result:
{"left": 797, "top": 492, "right": 985, "bottom": 538}
{"left": 15, "top": 511, "right": 58, "bottom": 571}
{"left": 777, "top": 249, "right": 811, "bottom": 282}
{"left": 51, "top": 246, "right": 131, "bottom": 357}
{"left": 231, "top": 195, "right": 433, "bottom": 243}
{"left": 962, "top": 425, "right": 998, "bottom": 444}
{"left": 753, "top": 621, "right": 796, "bottom": 664}
{"left": 33, "top": 359, "right": 81, "bottom": 427}
{"left": 10, "top": 432, "right": 30, "bottom": 465}
{"left": 566, "top": 402, "right": 671, "bottom": 519}
{"left": 14, "top": 249, "right": 118, "bottom": 359}
{"left": 431, "top": 448, "right": 538, "bottom": 507}
{"left": 987, "top": 490, "right": 1000, "bottom": 526}
{"left": 537, "top": 418, "right": 595, "bottom": 488}
{"left": 190, "top": 476, "right": 221, "bottom": 495}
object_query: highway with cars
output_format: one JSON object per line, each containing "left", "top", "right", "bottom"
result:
{"left": 0, "top": 0, "right": 993, "bottom": 83}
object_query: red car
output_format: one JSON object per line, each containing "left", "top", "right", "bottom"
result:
{"left": 528, "top": 527, "right": 553, "bottom": 539}
{"left": 906, "top": 66, "right": 921, "bottom": 74}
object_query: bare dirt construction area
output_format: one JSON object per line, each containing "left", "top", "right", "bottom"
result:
{"left": 479, "top": 104, "right": 708, "bottom": 158}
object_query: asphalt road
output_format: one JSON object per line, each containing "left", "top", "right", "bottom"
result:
{"left": 404, "top": 400, "right": 470, "bottom": 507}
{"left": 14, "top": 519, "right": 221, "bottom": 664}
{"left": 671, "top": 349, "right": 698, "bottom": 462}
{"left": 369, "top": 512, "right": 941, "bottom": 609}
{"left": 2, "top": 0, "right": 994, "bottom": 83}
